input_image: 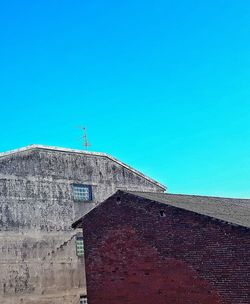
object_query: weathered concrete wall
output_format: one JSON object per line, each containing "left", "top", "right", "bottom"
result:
{"left": 0, "top": 147, "right": 164, "bottom": 304}
{"left": 0, "top": 231, "right": 85, "bottom": 304}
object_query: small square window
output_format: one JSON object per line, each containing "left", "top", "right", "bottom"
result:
{"left": 80, "top": 295, "right": 88, "bottom": 304}
{"left": 76, "top": 237, "right": 84, "bottom": 257}
{"left": 72, "top": 184, "right": 92, "bottom": 201}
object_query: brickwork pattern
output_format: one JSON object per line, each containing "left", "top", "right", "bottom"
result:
{"left": 82, "top": 192, "right": 250, "bottom": 304}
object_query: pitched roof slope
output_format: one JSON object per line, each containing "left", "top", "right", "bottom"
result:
{"left": 0, "top": 145, "right": 166, "bottom": 190}
{"left": 127, "top": 191, "right": 250, "bottom": 228}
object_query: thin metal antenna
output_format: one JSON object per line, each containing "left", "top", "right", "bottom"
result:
{"left": 81, "top": 127, "right": 91, "bottom": 150}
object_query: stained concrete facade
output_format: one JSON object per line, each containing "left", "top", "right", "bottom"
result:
{"left": 0, "top": 145, "right": 165, "bottom": 304}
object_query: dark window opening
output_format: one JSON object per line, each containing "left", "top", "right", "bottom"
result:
{"left": 116, "top": 196, "right": 121, "bottom": 204}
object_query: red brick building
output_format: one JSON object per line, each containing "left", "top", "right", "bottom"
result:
{"left": 73, "top": 190, "right": 250, "bottom": 304}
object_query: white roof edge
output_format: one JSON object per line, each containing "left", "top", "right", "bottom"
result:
{"left": 0, "top": 145, "right": 166, "bottom": 190}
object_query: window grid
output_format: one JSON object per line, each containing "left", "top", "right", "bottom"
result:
{"left": 76, "top": 238, "right": 84, "bottom": 256}
{"left": 72, "top": 184, "right": 92, "bottom": 201}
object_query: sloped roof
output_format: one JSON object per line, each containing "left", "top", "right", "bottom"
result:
{"left": 0, "top": 145, "right": 166, "bottom": 190}
{"left": 126, "top": 191, "right": 250, "bottom": 228}
{"left": 73, "top": 190, "right": 250, "bottom": 229}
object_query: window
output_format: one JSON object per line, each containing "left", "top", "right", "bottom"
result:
{"left": 76, "top": 236, "right": 84, "bottom": 257}
{"left": 80, "top": 295, "right": 88, "bottom": 304}
{"left": 72, "top": 184, "right": 92, "bottom": 201}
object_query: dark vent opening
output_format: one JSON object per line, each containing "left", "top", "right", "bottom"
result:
{"left": 160, "top": 210, "right": 166, "bottom": 217}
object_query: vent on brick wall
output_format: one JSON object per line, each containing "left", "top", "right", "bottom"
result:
{"left": 160, "top": 210, "right": 166, "bottom": 217}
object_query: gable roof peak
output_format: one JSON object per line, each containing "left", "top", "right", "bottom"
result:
{"left": 0, "top": 145, "right": 166, "bottom": 190}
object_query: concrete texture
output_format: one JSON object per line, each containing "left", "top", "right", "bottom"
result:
{"left": 0, "top": 146, "right": 165, "bottom": 304}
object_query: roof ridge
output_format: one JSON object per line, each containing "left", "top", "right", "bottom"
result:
{"left": 0, "top": 144, "right": 108, "bottom": 158}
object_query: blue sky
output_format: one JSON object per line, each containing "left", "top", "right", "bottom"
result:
{"left": 0, "top": 1, "right": 250, "bottom": 197}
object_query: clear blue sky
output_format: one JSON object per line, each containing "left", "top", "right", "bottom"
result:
{"left": 0, "top": 1, "right": 250, "bottom": 197}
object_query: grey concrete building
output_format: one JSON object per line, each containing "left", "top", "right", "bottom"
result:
{"left": 0, "top": 145, "right": 165, "bottom": 304}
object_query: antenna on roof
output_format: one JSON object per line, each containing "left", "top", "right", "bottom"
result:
{"left": 81, "top": 127, "right": 91, "bottom": 150}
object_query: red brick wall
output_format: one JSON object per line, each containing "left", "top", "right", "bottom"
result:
{"left": 82, "top": 192, "right": 250, "bottom": 304}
